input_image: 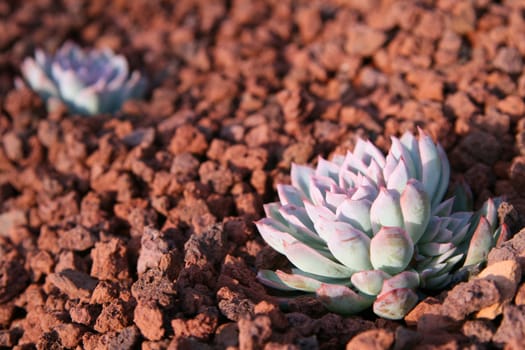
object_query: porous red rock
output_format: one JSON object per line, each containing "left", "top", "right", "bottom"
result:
{"left": 47, "top": 269, "right": 98, "bottom": 300}
{"left": 346, "top": 329, "right": 395, "bottom": 350}
{"left": 90, "top": 238, "right": 131, "bottom": 282}
{"left": 441, "top": 279, "right": 501, "bottom": 321}
{"left": 0, "top": 258, "right": 28, "bottom": 304}
{"left": 134, "top": 301, "right": 165, "bottom": 341}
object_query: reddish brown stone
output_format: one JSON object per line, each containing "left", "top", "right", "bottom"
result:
{"left": 134, "top": 301, "right": 165, "bottom": 341}
{"left": 415, "top": 76, "right": 444, "bottom": 101}
{"left": 168, "top": 125, "right": 209, "bottom": 156}
{"left": 90, "top": 238, "right": 130, "bottom": 282}
{"left": 0, "top": 258, "right": 28, "bottom": 304}
{"left": 136, "top": 226, "right": 178, "bottom": 276}
{"left": 199, "top": 161, "right": 234, "bottom": 194}
{"left": 0, "top": 303, "right": 14, "bottom": 328}
{"left": 494, "top": 47, "right": 523, "bottom": 74}
{"left": 171, "top": 308, "right": 219, "bottom": 341}
{"left": 0, "top": 329, "right": 19, "bottom": 348}
{"left": 497, "top": 95, "right": 525, "bottom": 121}
{"left": 16, "top": 284, "right": 46, "bottom": 310}
{"left": 57, "top": 224, "right": 97, "bottom": 251}
{"left": 446, "top": 91, "right": 478, "bottom": 120}
{"left": 91, "top": 280, "right": 120, "bottom": 305}
{"left": 0, "top": 209, "right": 26, "bottom": 237}
{"left": 493, "top": 305, "right": 525, "bottom": 345}
{"left": 54, "top": 323, "right": 85, "bottom": 348}
{"left": 47, "top": 269, "right": 98, "bottom": 300}
{"left": 346, "top": 25, "right": 386, "bottom": 56}
{"left": 232, "top": 185, "right": 262, "bottom": 219}
{"left": 27, "top": 249, "right": 54, "bottom": 280}
{"left": 83, "top": 326, "right": 139, "bottom": 350}
{"left": 457, "top": 130, "right": 501, "bottom": 166}
{"left": 2, "top": 131, "right": 23, "bottom": 162}
{"left": 510, "top": 156, "right": 525, "bottom": 193}
{"left": 238, "top": 314, "right": 273, "bottom": 350}
{"left": 488, "top": 228, "right": 525, "bottom": 269}
{"left": 19, "top": 306, "right": 67, "bottom": 344}
{"left": 55, "top": 250, "right": 89, "bottom": 273}
{"left": 405, "top": 296, "right": 442, "bottom": 327}
{"left": 462, "top": 319, "right": 496, "bottom": 344}
{"left": 69, "top": 302, "right": 100, "bottom": 327}
{"left": 346, "top": 329, "right": 395, "bottom": 350}
{"left": 441, "top": 279, "right": 501, "bottom": 321}
{"left": 215, "top": 323, "right": 239, "bottom": 349}
{"left": 131, "top": 268, "right": 176, "bottom": 308}
{"left": 340, "top": 106, "right": 382, "bottom": 133}
{"left": 94, "top": 299, "right": 135, "bottom": 333}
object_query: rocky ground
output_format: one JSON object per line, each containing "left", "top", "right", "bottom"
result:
{"left": 2, "top": 0, "right": 525, "bottom": 349}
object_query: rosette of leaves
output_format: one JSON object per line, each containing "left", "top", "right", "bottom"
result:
{"left": 19, "top": 41, "right": 146, "bottom": 116}
{"left": 256, "top": 130, "right": 508, "bottom": 320}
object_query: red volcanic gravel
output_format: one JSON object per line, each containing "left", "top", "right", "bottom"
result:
{"left": 2, "top": 0, "right": 525, "bottom": 348}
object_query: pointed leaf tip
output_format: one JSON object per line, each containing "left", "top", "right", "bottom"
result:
{"left": 400, "top": 179, "right": 430, "bottom": 244}
{"left": 370, "top": 226, "right": 414, "bottom": 275}
{"left": 317, "top": 284, "right": 375, "bottom": 315}
{"left": 418, "top": 130, "right": 441, "bottom": 201}
{"left": 255, "top": 217, "right": 297, "bottom": 254}
{"left": 277, "top": 184, "right": 304, "bottom": 207}
{"left": 370, "top": 188, "right": 403, "bottom": 234}
{"left": 336, "top": 198, "right": 373, "bottom": 236}
{"left": 432, "top": 144, "right": 450, "bottom": 208}
{"left": 386, "top": 156, "right": 410, "bottom": 194}
{"left": 351, "top": 270, "right": 391, "bottom": 296}
{"left": 373, "top": 288, "right": 419, "bottom": 320}
{"left": 464, "top": 216, "right": 494, "bottom": 267}
{"left": 290, "top": 163, "right": 315, "bottom": 200}
{"left": 495, "top": 223, "right": 511, "bottom": 247}
{"left": 256, "top": 270, "right": 296, "bottom": 291}
{"left": 380, "top": 271, "right": 420, "bottom": 296}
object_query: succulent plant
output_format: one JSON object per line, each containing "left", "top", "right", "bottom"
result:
{"left": 256, "top": 130, "right": 508, "bottom": 320}
{"left": 18, "top": 41, "right": 146, "bottom": 116}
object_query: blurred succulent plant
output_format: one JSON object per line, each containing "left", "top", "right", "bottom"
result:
{"left": 256, "top": 130, "right": 508, "bottom": 320}
{"left": 18, "top": 41, "right": 146, "bottom": 116}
